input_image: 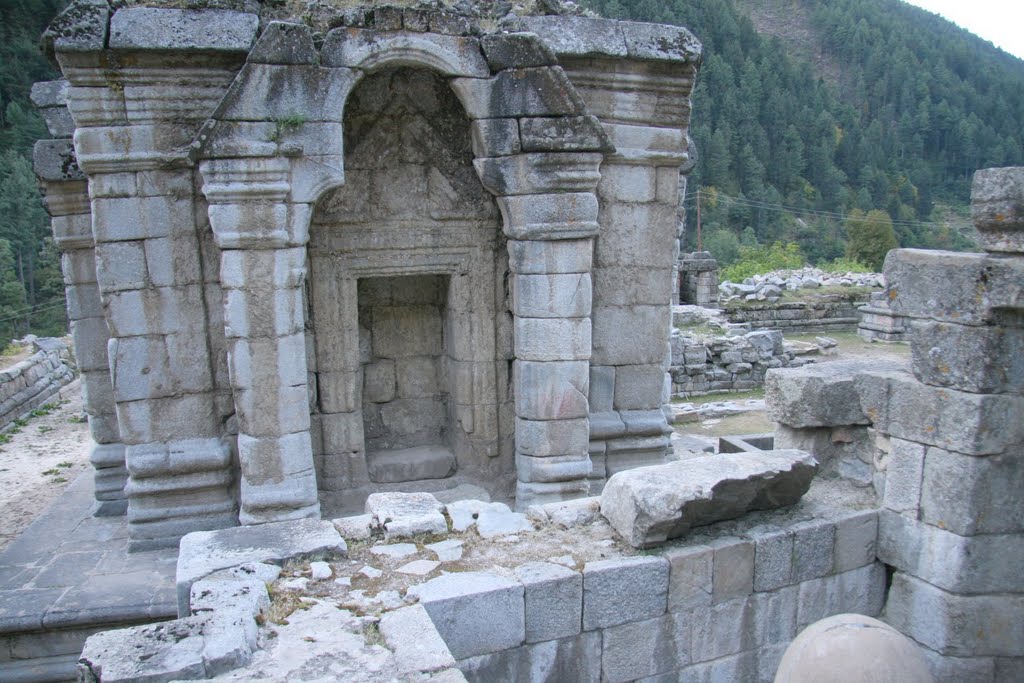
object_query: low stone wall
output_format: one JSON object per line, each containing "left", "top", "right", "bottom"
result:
{"left": 670, "top": 328, "right": 805, "bottom": 396}
{"left": 723, "top": 297, "right": 866, "bottom": 334}
{"left": 0, "top": 338, "right": 76, "bottom": 430}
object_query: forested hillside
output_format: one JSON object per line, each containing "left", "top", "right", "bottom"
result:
{"left": 585, "top": 0, "right": 1024, "bottom": 267}
{"left": 0, "top": 0, "right": 69, "bottom": 343}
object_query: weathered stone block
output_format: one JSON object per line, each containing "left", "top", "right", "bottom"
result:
{"left": 507, "top": 238, "right": 593, "bottom": 275}
{"left": 379, "top": 604, "right": 456, "bottom": 675}
{"left": 878, "top": 510, "right": 1024, "bottom": 594}
{"left": 247, "top": 21, "right": 317, "bottom": 65}
{"left": 92, "top": 195, "right": 190, "bottom": 243}
{"left": 663, "top": 544, "right": 713, "bottom": 611}
{"left": 909, "top": 320, "right": 1024, "bottom": 394}
{"left": 747, "top": 524, "right": 794, "bottom": 592}
{"left": 613, "top": 364, "right": 666, "bottom": 411}
{"left": 582, "top": 556, "right": 668, "bottom": 629}
{"left": 832, "top": 509, "right": 878, "bottom": 573}
{"left": 519, "top": 115, "right": 611, "bottom": 153}
{"left": 882, "top": 438, "right": 925, "bottom": 514}
{"left": 710, "top": 536, "right": 754, "bottom": 603}
{"left": 791, "top": 518, "right": 835, "bottom": 583}
{"left": 515, "top": 453, "right": 591, "bottom": 483}
{"left": 598, "top": 164, "right": 658, "bottom": 203}
{"left": 595, "top": 202, "right": 678, "bottom": 269}
{"left": 470, "top": 118, "right": 521, "bottom": 158}
{"left": 451, "top": 67, "right": 582, "bottom": 119}
{"left": 920, "top": 446, "right": 1024, "bottom": 535}
{"left": 765, "top": 360, "right": 896, "bottom": 428}
{"left": 108, "top": 7, "right": 258, "bottom": 52}
{"left": 480, "top": 32, "right": 556, "bottom": 71}
{"left": 218, "top": 64, "right": 359, "bottom": 122}
{"left": 688, "top": 597, "right": 757, "bottom": 663}
{"left": 514, "top": 317, "right": 591, "bottom": 362}
{"left": 322, "top": 29, "right": 489, "bottom": 77}
{"left": 796, "top": 563, "right": 886, "bottom": 629}
{"left": 497, "top": 192, "right": 599, "bottom": 240}
{"left": 884, "top": 571, "right": 1024, "bottom": 657}
{"left": 515, "top": 417, "right": 589, "bottom": 458}
{"left": 600, "top": 450, "right": 818, "bottom": 548}
{"left": 971, "top": 166, "right": 1024, "bottom": 253}
{"left": 591, "top": 304, "right": 670, "bottom": 366}
{"left": 457, "top": 633, "right": 600, "bottom": 683}
{"left": 511, "top": 273, "right": 592, "bottom": 318}
{"left": 407, "top": 571, "right": 524, "bottom": 660}
{"left": 751, "top": 585, "right": 799, "bottom": 647}
{"left": 856, "top": 370, "right": 1024, "bottom": 455}
{"left": 514, "top": 562, "right": 582, "bottom": 643}
{"left": 592, "top": 265, "right": 674, "bottom": 306}
{"left": 363, "top": 360, "right": 396, "bottom": 403}
{"left": 601, "top": 613, "right": 686, "bottom": 683}
{"left": 513, "top": 360, "right": 589, "bottom": 420}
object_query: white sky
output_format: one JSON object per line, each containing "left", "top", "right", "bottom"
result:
{"left": 902, "top": 0, "right": 1024, "bottom": 61}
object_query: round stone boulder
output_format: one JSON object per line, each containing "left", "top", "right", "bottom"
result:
{"left": 774, "top": 613, "right": 933, "bottom": 683}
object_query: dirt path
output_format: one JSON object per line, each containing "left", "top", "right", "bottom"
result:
{"left": 0, "top": 379, "right": 91, "bottom": 551}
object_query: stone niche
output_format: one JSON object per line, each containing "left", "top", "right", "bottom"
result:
{"left": 307, "top": 67, "right": 509, "bottom": 507}
{"left": 34, "top": 0, "right": 702, "bottom": 548}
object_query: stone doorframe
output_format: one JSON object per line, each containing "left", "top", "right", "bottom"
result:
{"left": 197, "top": 23, "right": 613, "bottom": 521}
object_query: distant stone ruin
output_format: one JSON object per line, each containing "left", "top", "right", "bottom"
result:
{"left": 33, "top": 0, "right": 700, "bottom": 550}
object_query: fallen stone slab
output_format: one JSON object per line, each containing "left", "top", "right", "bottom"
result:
{"left": 765, "top": 359, "right": 905, "bottom": 428}
{"left": 365, "top": 491, "right": 448, "bottom": 539}
{"left": 600, "top": 450, "right": 818, "bottom": 548}
{"left": 176, "top": 519, "right": 346, "bottom": 617}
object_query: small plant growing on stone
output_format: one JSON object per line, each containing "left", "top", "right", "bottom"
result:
{"left": 269, "top": 113, "right": 307, "bottom": 142}
{"left": 37, "top": 425, "right": 52, "bottom": 434}
{"left": 0, "top": 434, "right": 11, "bottom": 445}
{"left": 68, "top": 413, "right": 87, "bottom": 424}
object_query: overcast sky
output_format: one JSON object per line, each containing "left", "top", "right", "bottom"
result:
{"left": 902, "top": 0, "right": 1024, "bottom": 61}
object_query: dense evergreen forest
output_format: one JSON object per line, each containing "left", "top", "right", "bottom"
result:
{"left": 1, "top": 0, "right": 1023, "bottom": 344}
{"left": 585, "top": 0, "right": 1024, "bottom": 267}
{"left": 0, "top": 0, "right": 69, "bottom": 344}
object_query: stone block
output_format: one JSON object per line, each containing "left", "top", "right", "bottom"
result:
{"left": 497, "top": 192, "right": 599, "bottom": 240}
{"left": 588, "top": 365, "right": 614, "bottom": 413}
{"left": 751, "top": 585, "right": 799, "bottom": 647}
{"left": 515, "top": 417, "right": 589, "bottom": 458}
{"left": 601, "top": 613, "right": 686, "bottom": 683}
{"left": 884, "top": 248, "right": 1024, "bottom": 325}
{"left": 519, "top": 115, "right": 611, "bottom": 153}
{"left": 457, "top": 633, "right": 600, "bottom": 683}
{"left": 92, "top": 195, "right": 191, "bottom": 243}
{"left": 407, "top": 571, "right": 524, "bottom": 660}
{"left": 613, "top": 364, "right": 666, "bottom": 411}
{"left": 909, "top": 320, "right": 1024, "bottom": 393}
{"left": 476, "top": 152, "right": 603, "bottom": 196}
{"left": 367, "top": 446, "right": 456, "bottom": 484}
{"left": 514, "top": 317, "right": 591, "bottom": 361}
{"left": 176, "top": 518, "right": 346, "bottom": 617}
{"left": 247, "top": 21, "right": 317, "bottom": 65}
{"left": 513, "top": 360, "right": 589, "bottom": 420}
{"left": 511, "top": 273, "right": 592, "bottom": 318}
{"left": 117, "top": 393, "right": 220, "bottom": 445}
{"left": 791, "top": 518, "right": 835, "bottom": 583}
{"left": 371, "top": 305, "right": 444, "bottom": 358}
{"left": 318, "top": 371, "right": 361, "bottom": 414}
{"left": 600, "top": 450, "right": 818, "bottom": 548}
{"left": 710, "top": 536, "right": 754, "bottom": 603}
{"left": 95, "top": 241, "right": 147, "bottom": 292}
{"left": 598, "top": 164, "right": 658, "bottom": 203}
{"left": 320, "top": 410, "right": 362, "bottom": 454}
{"left": 883, "top": 438, "right": 925, "bottom": 514}
{"left": 971, "top": 166, "right": 1024, "bottom": 253}
{"left": 321, "top": 29, "right": 488, "bottom": 77}
{"left": 920, "top": 446, "right": 1024, "bottom": 535}
{"left": 480, "top": 32, "right": 556, "bottom": 71}
{"left": 379, "top": 604, "right": 456, "bottom": 675}
{"left": 220, "top": 247, "right": 306, "bottom": 291}
{"left": 878, "top": 509, "right": 1024, "bottom": 594}
{"left": 591, "top": 305, "right": 670, "bottom": 366}
{"left": 747, "top": 524, "right": 794, "bottom": 592}
{"left": 511, "top": 16, "right": 629, "bottom": 58}
{"left": 33, "top": 139, "right": 83, "bottom": 182}
{"left": 363, "top": 360, "right": 396, "bottom": 403}
{"left": 507, "top": 238, "right": 593, "bottom": 275}
{"left": 592, "top": 265, "right": 674, "bottom": 306}
{"left": 856, "top": 370, "right": 1024, "bottom": 455}
{"left": 582, "top": 556, "right": 668, "bottom": 630}
{"left": 143, "top": 234, "right": 204, "bottom": 288}
{"left": 218, "top": 64, "right": 359, "bottom": 122}
{"left": 108, "top": 7, "right": 258, "bottom": 51}
{"left": 470, "top": 118, "right": 521, "bottom": 158}
{"left": 516, "top": 453, "right": 591, "bottom": 483}
{"left": 663, "top": 544, "right": 713, "bottom": 611}
{"left": 765, "top": 360, "right": 897, "bottom": 428}
{"left": 514, "top": 562, "right": 583, "bottom": 642}
{"left": 884, "top": 571, "right": 1024, "bottom": 657}
{"left": 595, "top": 202, "right": 678, "bottom": 269}
{"left": 796, "top": 563, "right": 886, "bottom": 629}
{"left": 451, "top": 67, "right": 582, "bottom": 119}
{"left": 832, "top": 509, "right": 878, "bottom": 573}
{"left": 688, "top": 597, "right": 757, "bottom": 663}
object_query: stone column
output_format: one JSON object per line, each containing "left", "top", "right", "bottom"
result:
{"left": 869, "top": 167, "right": 1024, "bottom": 679}
{"left": 33, "top": 128, "right": 126, "bottom": 516}
{"left": 201, "top": 157, "right": 321, "bottom": 524}
{"left": 561, "top": 55, "right": 699, "bottom": 486}
{"left": 53, "top": 5, "right": 257, "bottom": 549}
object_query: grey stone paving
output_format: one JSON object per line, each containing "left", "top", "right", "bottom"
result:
{"left": 0, "top": 471, "right": 176, "bottom": 680}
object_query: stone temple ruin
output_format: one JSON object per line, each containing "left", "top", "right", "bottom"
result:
{"left": 34, "top": 0, "right": 700, "bottom": 551}
{"left": 24, "top": 1, "right": 1024, "bottom": 681}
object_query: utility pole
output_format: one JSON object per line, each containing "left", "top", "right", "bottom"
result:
{"left": 696, "top": 188, "right": 703, "bottom": 252}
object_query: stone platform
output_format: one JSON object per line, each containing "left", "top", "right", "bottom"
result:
{"left": 0, "top": 472, "right": 177, "bottom": 682}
